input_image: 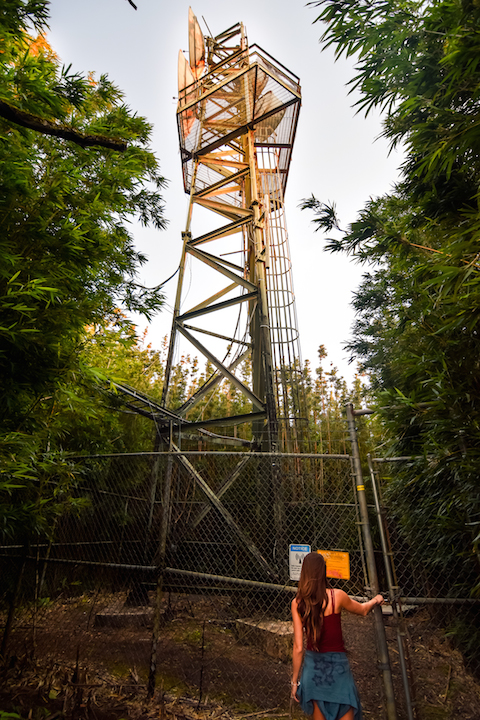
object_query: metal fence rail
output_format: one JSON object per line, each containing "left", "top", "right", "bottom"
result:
{"left": 369, "top": 455, "right": 480, "bottom": 719}
{"left": 1, "top": 449, "right": 479, "bottom": 719}
{"left": 0, "top": 452, "right": 380, "bottom": 711}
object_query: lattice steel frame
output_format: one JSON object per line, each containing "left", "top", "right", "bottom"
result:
{"left": 161, "top": 19, "right": 303, "bottom": 452}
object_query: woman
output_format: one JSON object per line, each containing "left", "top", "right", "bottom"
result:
{"left": 291, "top": 552, "right": 384, "bottom": 720}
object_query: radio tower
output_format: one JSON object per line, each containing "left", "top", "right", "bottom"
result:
{"left": 161, "top": 10, "right": 306, "bottom": 452}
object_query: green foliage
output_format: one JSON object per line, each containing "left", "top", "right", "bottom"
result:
{"left": 303, "top": 345, "right": 376, "bottom": 456}
{"left": 0, "top": 435, "right": 88, "bottom": 540}
{"left": 0, "top": 317, "right": 174, "bottom": 542}
{"left": 311, "top": 0, "right": 480, "bottom": 182}
{"left": 56, "top": 318, "right": 168, "bottom": 454}
{"left": 0, "top": 6, "right": 166, "bottom": 539}
{"left": 0, "top": 1, "right": 49, "bottom": 38}
{"left": 0, "top": 13, "right": 166, "bottom": 429}
{"left": 305, "top": 0, "right": 480, "bottom": 661}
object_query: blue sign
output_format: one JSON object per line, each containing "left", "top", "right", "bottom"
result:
{"left": 289, "top": 544, "right": 311, "bottom": 580}
{"left": 290, "top": 544, "right": 311, "bottom": 552}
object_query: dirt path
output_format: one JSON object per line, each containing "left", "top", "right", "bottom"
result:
{"left": 1, "top": 593, "right": 479, "bottom": 719}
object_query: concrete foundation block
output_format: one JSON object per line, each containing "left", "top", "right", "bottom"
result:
{"left": 236, "top": 619, "right": 293, "bottom": 661}
{"left": 94, "top": 605, "right": 154, "bottom": 628}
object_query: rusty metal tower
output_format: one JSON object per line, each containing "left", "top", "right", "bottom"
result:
{"left": 161, "top": 11, "right": 306, "bottom": 452}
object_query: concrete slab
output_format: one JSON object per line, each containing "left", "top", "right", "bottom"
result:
{"left": 236, "top": 619, "right": 293, "bottom": 661}
{"left": 94, "top": 605, "right": 154, "bottom": 628}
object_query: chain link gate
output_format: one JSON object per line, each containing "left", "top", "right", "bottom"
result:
{"left": 0, "top": 451, "right": 395, "bottom": 716}
{"left": 368, "top": 455, "right": 480, "bottom": 720}
{"left": 5, "top": 447, "right": 478, "bottom": 718}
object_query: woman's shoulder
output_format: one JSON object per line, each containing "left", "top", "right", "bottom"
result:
{"left": 331, "top": 588, "right": 349, "bottom": 607}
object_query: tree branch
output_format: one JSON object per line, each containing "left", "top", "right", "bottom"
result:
{"left": 0, "top": 99, "right": 127, "bottom": 151}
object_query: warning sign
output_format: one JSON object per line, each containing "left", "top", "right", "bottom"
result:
{"left": 317, "top": 550, "right": 350, "bottom": 580}
{"left": 289, "top": 544, "right": 311, "bottom": 581}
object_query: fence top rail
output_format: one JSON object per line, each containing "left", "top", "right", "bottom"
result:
{"left": 6, "top": 553, "right": 479, "bottom": 606}
{"left": 372, "top": 456, "right": 424, "bottom": 463}
{"left": 67, "top": 451, "right": 352, "bottom": 461}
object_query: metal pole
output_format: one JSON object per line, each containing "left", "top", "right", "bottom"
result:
{"left": 0, "top": 548, "right": 26, "bottom": 658}
{"left": 244, "top": 126, "right": 284, "bottom": 569}
{"left": 345, "top": 403, "right": 398, "bottom": 720}
{"left": 145, "top": 433, "right": 162, "bottom": 557}
{"left": 366, "top": 456, "right": 396, "bottom": 594}
{"left": 160, "top": 160, "right": 200, "bottom": 412}
{"left": 246, "top": 128, "right": 279, "bottom": 453}
{"left": 147, "top": 452, "right": 174, "bottom": 699}
{"left": 367, "top": 454, "right": 415, "bottom": 720}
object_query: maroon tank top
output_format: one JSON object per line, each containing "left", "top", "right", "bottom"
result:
{"left": 306, "top": 589, "right": 346, "bottom": 653}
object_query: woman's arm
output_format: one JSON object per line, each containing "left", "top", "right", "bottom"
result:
{"left": 291, "top": 598, "right": 304, "bottom": 700}
{"left": 336, "top": 589, "right": 384, "bottom": 617}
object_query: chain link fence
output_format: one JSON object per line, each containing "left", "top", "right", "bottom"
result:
{"left": 369, "top": 456, "right": 480, "bottom": 718}
{"left": 0, "top": 452, "right": 385, "bottom": 712}
{"left": 1, "top": 449, "right": 479, "bottom": 718}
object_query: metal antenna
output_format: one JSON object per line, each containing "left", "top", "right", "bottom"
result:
{"left": 162, "top": 10, "right": 307, "bottom": 451}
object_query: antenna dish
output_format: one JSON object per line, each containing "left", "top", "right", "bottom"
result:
{"left": 177, "top": 49, "right": 196, "bottom": 137}
{"left": 188, "top": 7, "right": 205, "bottom": 80}
{"left": 178, "top": 48, "right": 195, "bottom": 92}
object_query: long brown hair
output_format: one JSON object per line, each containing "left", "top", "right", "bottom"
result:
{"left": 295, "top": 552, "right": 330, "bottom": 649}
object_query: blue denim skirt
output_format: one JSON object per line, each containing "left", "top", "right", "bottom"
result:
{"left": 297, "top": 651, "right": 362, "bottom": 720}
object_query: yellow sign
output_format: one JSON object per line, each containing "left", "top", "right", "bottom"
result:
{"left": 317, "top": 550, "right": 350, "bottom": 580}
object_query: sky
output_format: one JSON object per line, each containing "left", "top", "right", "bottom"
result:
{"left": 47, "top": 0, "right": 403, "bottom": 384}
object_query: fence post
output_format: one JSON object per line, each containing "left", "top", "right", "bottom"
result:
{"left": 271, "top": 457, "right": 287, "bottom": 579}
{"left": 147, "top": 451, "right": 174, "bottom": 699}
{"left": 345, "top": 403, "right": 398, "bottom": 720}
{"left": 145, "top": 436, "right": 162, "bottom": 555}
{"left": 367, "top": 454, "right": 415, "bottom": 720}
{"left": 0, "top": 548, "right": 26, "bottom": 658}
